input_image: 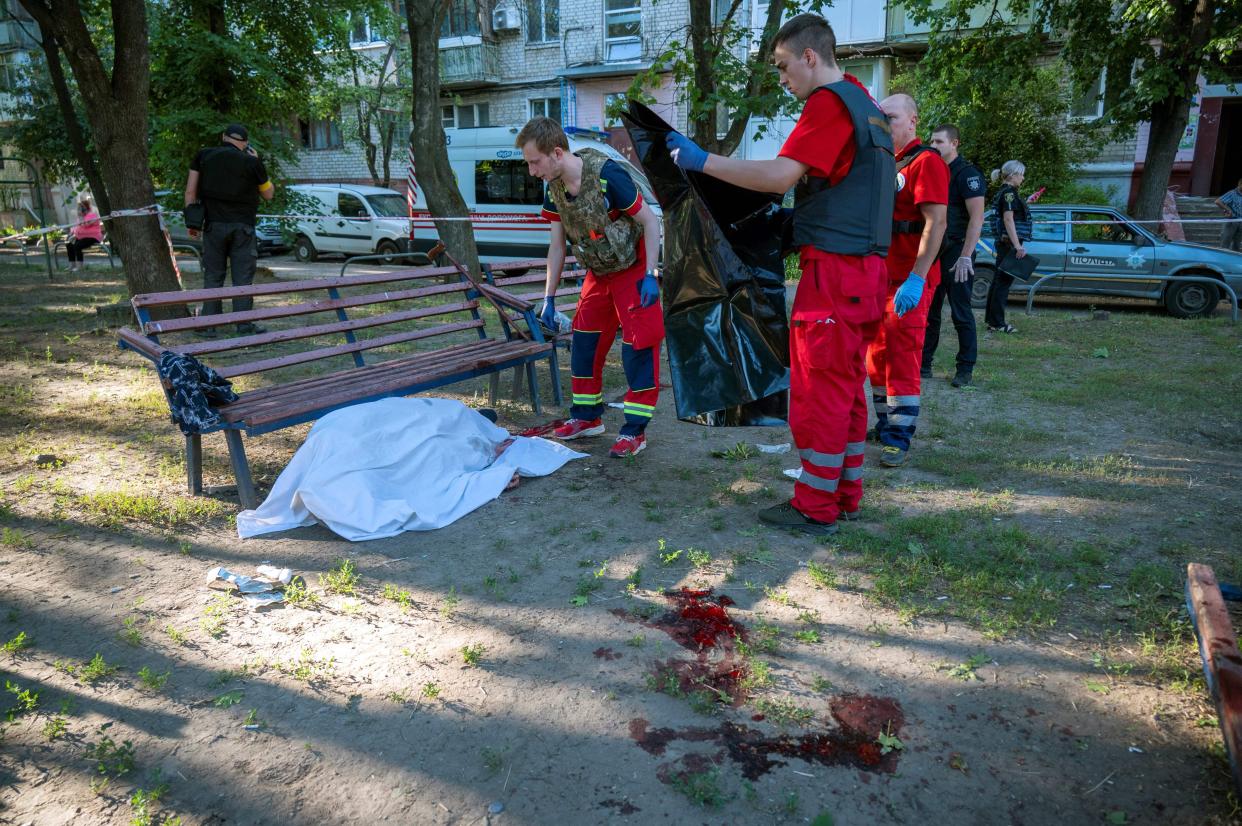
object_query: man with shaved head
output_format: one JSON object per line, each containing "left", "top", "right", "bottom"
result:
{"left": 663, "top": 13, "right": 894, "bottom": 535}
{"left": 866, "top": 93, "right": 948, "bottom": 468}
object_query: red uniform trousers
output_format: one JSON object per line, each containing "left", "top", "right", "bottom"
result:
{"left": 570, "top": 248, "right": 665, "bottom": 436}
{"left": 789, "top": 249, "right": 887, "bottom": 523}
{"left": 866, "top": 261, "right": 940, "bottom": 451}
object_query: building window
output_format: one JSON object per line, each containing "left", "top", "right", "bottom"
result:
{"left": 529, "top": 96, "right": 561, "bottom": 122}
{"left": 475, "top": 160, "right": 545, "bottom": 205}
{"left": 1070, "top": 70, "right": 1106, "bottom": 121}
{"left": 349, "top": 14, "right": 382, "bottom": 44}
{"left": 604, "top": 0, "right": 641, "bottom": 62}
{"left": 442, "top": 0, "right": 482, "bottom": 37}
{"left": 604, "top": 92, "right": 627, "bottom": 127}
{"left": 456, "top": 102, "right": 490, "bottom": 128}
{"left": 442, "top": 105, "right": 456, "bottom": 128}
{"left": 300, "top": 117, "right": 343, "bottom": 150}
{"left": 527, "top": 0, "right": 559, "bottom": 42}
{"left": 0, "top": 52, "right": 20, "bottom": 92}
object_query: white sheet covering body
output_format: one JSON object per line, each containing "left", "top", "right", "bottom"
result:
{"left": 235, "top": 398, "right": 586, "bottom": 541}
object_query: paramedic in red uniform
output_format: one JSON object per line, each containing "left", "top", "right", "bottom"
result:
{"left": 517, "top": 116, "right": 665, "bottom": 459}
{"left": 866, "top": 94, "right": 947, "bottom": 468}
{"left": 665, "top": 13, "right": 895, "bottom": 535}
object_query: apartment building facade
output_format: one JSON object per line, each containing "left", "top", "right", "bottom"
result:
{"left": 285, "top": 0, "right": 1241, "bottom": 209}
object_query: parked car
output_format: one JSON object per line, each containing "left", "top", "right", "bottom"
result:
{"left": 285, "top": 183, "right": 414, "bottom": 263}
{"left": 164, "top": 210, "right": 288, "bottom": 256}
{"left": 973, "top": 203, "right": 1242, "bottom": 318}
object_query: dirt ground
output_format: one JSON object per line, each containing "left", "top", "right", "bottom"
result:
{"left": 0, "top": 257, "right": 1240, "bottom": 825}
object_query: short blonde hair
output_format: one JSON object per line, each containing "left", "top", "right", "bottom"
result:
{"left": 515, "top": 116, "right": 569, "bottom": 155}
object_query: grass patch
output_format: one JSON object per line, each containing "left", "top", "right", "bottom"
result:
{"left": 320, "top": 558, "right": 360, "bottom": 596}
{"left": 79, "top": 490, "right": 230, "bottom": 529}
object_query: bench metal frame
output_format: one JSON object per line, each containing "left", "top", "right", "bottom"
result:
{"left": 118, "top": 262, "right": 559, "bottom": 509}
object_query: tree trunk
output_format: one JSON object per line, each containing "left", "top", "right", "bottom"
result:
{"left": 20, "top": 0, "right": 182, "bottom": 300}
{"left": 687, "top": 0, "right": 717, "bottom": 149}
{"left": 40, "top": 32, "right": 111, "bottom": 217}
{"left": 406, "top": 0, "right": 479, "bottom": 275}
{"left": 716, "top": 0, "right": 784, "bottom": 158}
{"left": 1132, "top": 0, "right": 1214, "bottom": 221}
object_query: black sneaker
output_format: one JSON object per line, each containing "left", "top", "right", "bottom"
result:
{"left": 758, "top": 501, "right": 839, "bottom": 536}
{"left": 235, "top": 323, "right": 267, "bottom": 335}
{"left": 951, "top": 370, "right": 973, "bottom": 388}
{"left": 920, "top": 366, "right": 933, "bottom": 379}
{"left": 193, "top": 327, "right": 219, "bottom": 339}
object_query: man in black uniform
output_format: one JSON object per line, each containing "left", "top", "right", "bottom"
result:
{"left": 922, "top": 124, "right": 984, "bottom": 387}
{"left": 185, "top": 123, "right": 275, "bottom": 337}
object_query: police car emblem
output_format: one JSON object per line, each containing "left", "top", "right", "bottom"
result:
{"left": 895, "top": 172, "right": 907, "bottom": 192}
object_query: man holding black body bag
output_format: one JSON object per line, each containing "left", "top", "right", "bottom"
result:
{"left": 185, "top": 123, "right": 275, "bottom": 338}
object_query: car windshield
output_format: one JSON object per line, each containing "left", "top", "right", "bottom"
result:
{"left": 366, "top": 194, "right": 408, "bottom": 217}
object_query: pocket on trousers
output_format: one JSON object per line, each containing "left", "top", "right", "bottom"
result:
{"left": 624, "top": 301, "right": 665, "bottom": 350}
{"left": 792, "top": 310, "right": 859, "bottom": 372}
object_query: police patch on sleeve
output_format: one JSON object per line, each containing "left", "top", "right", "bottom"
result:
{"left": 967, "top": 176, "right": 982, "bottom": 192}
{"left": 1004, "top": 192, "right": 1015, "bottom": 204}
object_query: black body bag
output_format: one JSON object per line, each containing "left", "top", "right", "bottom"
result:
{"left": 620, "top": 101, "right": 791, "bottom": 427}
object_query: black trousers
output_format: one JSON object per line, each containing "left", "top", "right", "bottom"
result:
{"left": 201, "top": 221, "right": 258, "bottom": 319}
{"left": 923, "top": 241, "right": 977, "bottom": 372}
{"left": 66, "top": 237, "right": 99, "bottom": 262}
{"left": 985, "top": 240, "right": 1017, "bottom": 329}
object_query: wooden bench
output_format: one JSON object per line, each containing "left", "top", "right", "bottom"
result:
{"left": 117, "top": 260, "right": 559, "bottom": 508}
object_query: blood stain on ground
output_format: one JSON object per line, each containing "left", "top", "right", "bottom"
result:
{"left": 613, "top": 588, "right": 751, "bottom": 704}
{"left": 629, "top": 694, "right": 905, "bottom": 780}
{"left": 593, "top": 647, "right": 622, "bottom": 660}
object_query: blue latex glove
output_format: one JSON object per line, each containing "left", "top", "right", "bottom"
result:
{"left": 638, "top": 272, "right": 660, "bottom": 308}
{"left": 539, "top": 295, "right": 557, "bottom": 331}
{"left": 892, "top": 273, "right": 924, "bottom": 317}
{"left": 665, "top": 132, "right": 708, "bottom": 173}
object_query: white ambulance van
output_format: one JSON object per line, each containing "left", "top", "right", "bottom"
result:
{"left": 409, "top": 125, "right": 660, "bottom": 260}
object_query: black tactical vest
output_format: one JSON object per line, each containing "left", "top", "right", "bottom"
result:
{"left": 791, "top": 81, "right": 895, "bottom": 257}
{"left": 548, "top": 148, "right": 642, "bottom": 275}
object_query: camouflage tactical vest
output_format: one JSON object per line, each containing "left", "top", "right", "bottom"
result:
{"left": 548, "top": 148, "right": 641, "bottom": 275}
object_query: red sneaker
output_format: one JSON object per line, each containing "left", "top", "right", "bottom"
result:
{"left": 552, "top": 417, "right": 605, "bottom": 440}
{"left": 609, "top": 434, "right": 646, "bottom": 458}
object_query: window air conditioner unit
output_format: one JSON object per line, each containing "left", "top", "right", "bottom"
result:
{"left": 492, "top": 7, "right": 521, "bottom": 32}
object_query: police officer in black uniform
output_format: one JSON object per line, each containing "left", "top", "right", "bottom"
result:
{"left": 184, "top": 123, "right": 275, "bottom": 338}
{"left": 921, "top": 124, "right": 985, "bottom": 388}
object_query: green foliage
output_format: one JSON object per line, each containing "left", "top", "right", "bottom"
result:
{"left": 320, "top": 558, "right": 360, "bottom": 596}
{"left": 79, "top": 653, "right": 119, "bottom": 684}
{"left": 84, "top": 722, "right": 135, "bottom": 779}
{"left": 892, "top": 45, "right": 1098, "bottom": 199}
{"left": 4, "top": 680, "right": 38, "bottom": 722}
{"left": 2, "top": 631, "right": 31, "bottom": 655}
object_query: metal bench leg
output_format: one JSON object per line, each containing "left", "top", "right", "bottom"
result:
{"left": 186, "top": 433, "right": 203, "bottom": 495}
{"left": 525, "top": 361, "right": 542, "bottom": 416}
{"left": 223, "top": 430, "right": 257, "bottom": 509}
{"left": 487, "top": 372, "right": 500, "bottom": 407}
{"left": 547, "top": 349, "right": 563, "bottom": 407}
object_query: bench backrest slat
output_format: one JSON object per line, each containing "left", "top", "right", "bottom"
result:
{"left": 215, "top": 318, "right": 486, "bottom": 379}
{"left": 131, "top": 264, "right": 464, "bottom": 309}
{"left": 175, "top": 300, "right": 479, "bottom": 357}
{"left": 143, "top": 281, "right": 471, "bottom": 335}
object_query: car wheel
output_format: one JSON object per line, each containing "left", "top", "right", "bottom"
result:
{"left": 293, "top": 235, "right": 317, "bottom": 263}
{"left": 375, "top": 239, "right": 400, "bottom": 265}
{"left": 1165, "top": 276, "right": 1220, "bottom": 319}
{"left": 971, "top": 265, "right": 993, "bottom": 309}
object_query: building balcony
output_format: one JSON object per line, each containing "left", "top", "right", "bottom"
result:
{"left": 886, "top": 1, "right": 1037, "bottom": 46}
{"left": 439, "top": 38, "right": 500, "bottom": 90}
{"left": 0, "top": 19, "right": 38, "bottom": 52}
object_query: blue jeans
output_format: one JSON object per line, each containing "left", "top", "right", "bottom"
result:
{"left": 201, "top": 221, "right": 258, "bottom": 318}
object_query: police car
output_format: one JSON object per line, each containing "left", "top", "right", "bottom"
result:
{"left": 973, "top": 203, "right": 1242, "bottom": 318}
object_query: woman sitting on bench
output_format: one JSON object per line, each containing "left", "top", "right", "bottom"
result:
{"left": 66, "top": 199, "right": 103, "bottom": 272}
